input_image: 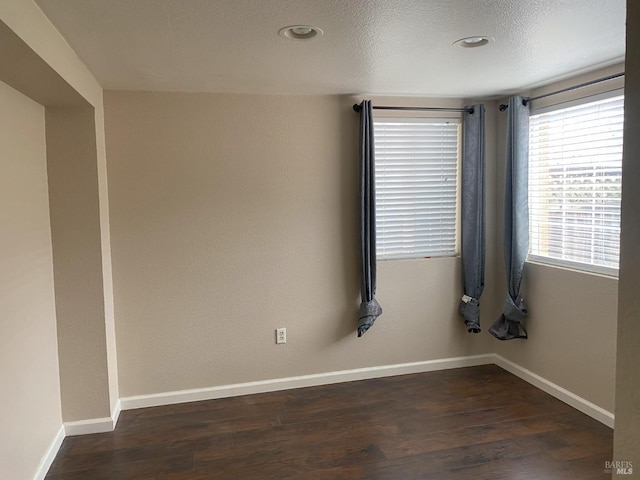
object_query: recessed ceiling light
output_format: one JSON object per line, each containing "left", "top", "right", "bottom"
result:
{"left": 453, "top": 36, "right": 493, "bottom": 48}
{"left": 279, "top": 25, "right": 323, "bottom": 40}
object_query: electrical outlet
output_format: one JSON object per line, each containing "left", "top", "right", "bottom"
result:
{"left": 276, "top": 327, "right": 286, "bottom": 344}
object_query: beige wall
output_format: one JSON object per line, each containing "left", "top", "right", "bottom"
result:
{"left": 613, "top": 1, "right": 640, "bottom": 476}
{"left": 0, "top": 0, "right": 119, "bottom": 422}
{"left": 491, "top": 64, "right": 624, "bottom": 414}
{"left": 0, "top": 80, "right": 61, "bottom": 480}
{"left": 105, "top": 92, "right": 491, "bottom": 397}
{"left": 46, "top": 107, "right": 112, "bottom": 420}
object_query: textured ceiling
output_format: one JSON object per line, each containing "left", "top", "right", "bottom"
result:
{"left": 35, "top": 0, "right": 626, "bottom": 97}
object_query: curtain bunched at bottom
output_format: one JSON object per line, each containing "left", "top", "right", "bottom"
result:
{"left": 358, "top": 298, "right": 383, "bottom": 337}
{"left": 357, "top": 100, "right": 382, "bottom": 337}
{"left": 459, "top": 295, "right": 481, "bottom": 333}
{"left": 489, "top": 294, "right": 528, "bottom": 340}
{"left": 489, "top": 95, "right": 529, "bottom": 340}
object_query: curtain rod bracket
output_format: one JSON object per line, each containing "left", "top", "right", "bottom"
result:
{"left": 353, "top": 103, "right": 362, "bottom": 112}
{"left": 499, "top": 98, "right": 528, "bottom": 112}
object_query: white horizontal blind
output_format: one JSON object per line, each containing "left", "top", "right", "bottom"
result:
{"left": 374, "top": 118, "right": 459, "bottom": 260}
{"left": 529, "top": 94, "right": 623, "bottom": 274}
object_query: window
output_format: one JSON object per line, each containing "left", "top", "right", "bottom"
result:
{"left": 528, "top": 92, "right": 624, "bottom": 275}
{"left": 374, "top": 118, "right": 460, "bottom": 260}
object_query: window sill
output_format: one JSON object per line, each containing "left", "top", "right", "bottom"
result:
{"left": 525, "top": 257, "right": 619, "bottom": 280}
{"left": 378, "top": 254, "right": 460, "bottom": 263}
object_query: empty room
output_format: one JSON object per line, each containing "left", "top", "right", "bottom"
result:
{"left": 1, "top": 0, "right": 638, "bottom": 479}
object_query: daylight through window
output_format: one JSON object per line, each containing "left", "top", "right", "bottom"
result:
{"left": 528, "top": 93, "right": 624, "bottom": 275}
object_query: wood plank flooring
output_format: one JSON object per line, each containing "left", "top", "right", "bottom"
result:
{"left": 46, "top": 365, "right": 613, "bottom": 479}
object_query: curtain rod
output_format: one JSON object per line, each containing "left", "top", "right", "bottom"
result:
{"left": 498, "top": 72, "right": 625, "bottom": 111}
{"left": 353, "top": 104, "right": 474, "bottom": 114}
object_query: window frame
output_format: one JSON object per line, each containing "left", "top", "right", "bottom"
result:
{"left": 527, "top": 89, "right": 624, "bottom": 278}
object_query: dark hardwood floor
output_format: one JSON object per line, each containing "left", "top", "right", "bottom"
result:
{"left": 46, "top": 365, "right": 613, "bottom": 479}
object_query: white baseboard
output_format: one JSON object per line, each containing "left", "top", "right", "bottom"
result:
{"left": 111, "top": 399, "right": 122, "bottom": 428}
{"left": 120, "top": 354, "right": 495, "bottom": 410}
{"left": 63, "top": 399, "right": 123, "bottom": 436}
{"left": 34, "top": 401, "right": 122, "bottom": 479}
{"left": 120, "top": 353, "right": 614, "bottom": 428}
{"left": 54, "top": 352, "right": 613, "bottom": 443}
{"left": 34, "top": 425, "right": 64, "bottom": 480}
{"left": 64, "top": 416, "right": 114, "bottom": 436}
{"left": 493, "top": 354, "right": 615, "bottom": 428}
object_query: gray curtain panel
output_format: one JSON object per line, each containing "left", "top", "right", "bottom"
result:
{"left": 489, "top": 96, "right": 529, "bottom": 340}
{"left": 459, "top": 104, "right": 486, "bottom": 333}
{"left": 358, "top": 100, "right": 382, "bottom": 337}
